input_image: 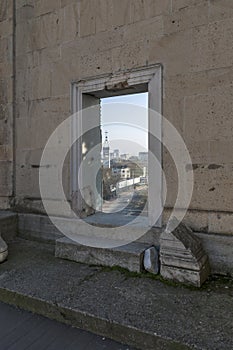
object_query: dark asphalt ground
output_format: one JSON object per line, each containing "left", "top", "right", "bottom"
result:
{"left": 0, "top": 301, "right": 135, "bottom": 350}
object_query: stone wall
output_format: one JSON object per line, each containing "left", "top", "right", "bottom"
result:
{"left": 1, "top": 0, "right": 233, "bottom": 234}
{"left": 0, "top": 0, "right": 14, "bottom": 209}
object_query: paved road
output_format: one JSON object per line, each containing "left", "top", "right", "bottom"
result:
{"left": 102, "top": 190, "right": 133, "bottom": 213}
{"left": 0, "top": 302, "right": 135, "bottom": 350}
{"left": 102, "top": 186, "right": 147, "bottom": 215}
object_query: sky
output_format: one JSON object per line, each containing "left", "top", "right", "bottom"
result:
{"left": 101, "top": 92, "right": 148, "bottom": 156}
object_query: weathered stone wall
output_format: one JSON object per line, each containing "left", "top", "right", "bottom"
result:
{"left": 0, "top": 0, "right": 14, "bottom": 209}
{"left": 1, "top": 0, "right": 233, "bottom": 234}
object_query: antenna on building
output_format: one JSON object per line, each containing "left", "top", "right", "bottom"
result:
{"left": 104, "top": 131, "right": 109, "bottom": 144}
{"left": 103, "top": 131, "right": 110, "bottom": 168}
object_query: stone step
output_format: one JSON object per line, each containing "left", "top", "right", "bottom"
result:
{"left": 16, "top": 213, "right": 233, "bottom": 277}
{"left": 55, "top": 237, "right": 149, "bottom": 273}
{"left": 18, "top": 213, "right": 63, "bottom": 244}
{"left": 0, "top": 211, "right": 18, "bottom": 242}
{"left": 17, "top": 213, "right": 161, "bottom": 245}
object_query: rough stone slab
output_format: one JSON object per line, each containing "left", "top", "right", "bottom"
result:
{"left": 161, "top": 263, "right": 210, "bottom": 288}
{"left": 160, "top": 247, "right": 209, "bottom": 271}
{"left": 55, "top": 237, "right": 149, "bottom": 273}
{"left": 143, "top": 246, "right": 160, "bottom": 274}
{"left": 0, "top": 239, "right": 233, "bottom": 350}
{"left": 160, "top": 219, "right": 210, "bottom": 287}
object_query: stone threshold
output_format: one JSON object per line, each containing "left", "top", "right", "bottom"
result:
{"left": 55, "top": 237, "right": 150, "bottom": 273}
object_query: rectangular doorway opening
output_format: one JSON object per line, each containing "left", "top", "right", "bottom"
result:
{"left": 71, "top": 66, "right": 162, "bottom": 228}
{"left": 101, "top": 93, "right": 148, "bottom": 220}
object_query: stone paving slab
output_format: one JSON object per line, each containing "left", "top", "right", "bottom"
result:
{"left": 0, "top": 239, "right": 232, "bottom": 350}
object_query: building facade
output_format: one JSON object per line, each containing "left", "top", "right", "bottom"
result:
{"left": 0, "top": 1, "right": 233, "bottom": 277}
{"left": 112, "top": 166, "right": 131, "bottom": 179}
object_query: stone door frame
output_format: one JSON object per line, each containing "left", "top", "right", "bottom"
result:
{"left": 71, "top": 64, "right": 163, "bottom": 227}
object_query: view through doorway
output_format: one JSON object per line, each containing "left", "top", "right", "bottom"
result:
{"left": 100, "top": 93, "right": 148, "bottom": 218}
{"left": 72, "top": 66, "right": 162, "bottom": 227}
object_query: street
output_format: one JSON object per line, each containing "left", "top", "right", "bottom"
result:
{"left": 0, "top": 302, "right": 135, "bottom": 350}
{"left": 102, "top": 185, "right": 148, "bottom": 215}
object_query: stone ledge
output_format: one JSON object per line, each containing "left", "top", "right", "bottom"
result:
{"left": 7, "top": 212, "right": 233, "bottom": 276}
{"left": 55, "top": 237, "right": 149, "bottom": 273}
{"left": 18, "top": 213, "right": 63, "bottom": 244}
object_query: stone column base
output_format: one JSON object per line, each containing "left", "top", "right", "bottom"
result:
{"left": 160, "top": 218, "right": 210, "bottom": 287}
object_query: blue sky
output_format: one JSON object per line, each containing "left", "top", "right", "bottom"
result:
{"left": 101, "top": 92, "right": 148, "bottom": 155}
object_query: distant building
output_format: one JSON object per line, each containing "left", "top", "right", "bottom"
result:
{"left": 110, "top": 149, "right": 120, "bottom": 160}
{"left": 138, "top": 152, "right": 148, "bottom": 162}
{"left": 112, "top": 166, "right": 131, "bottom": 179}
{"left": 102, "top": 131, "right": 110, "bottom": 168}
{"left": 129, "top": 156, "right": 139, "bottom": 161}
{"left": 120, "top": 153, "right": 130, "bottom": 160}
{"left": 113, "top": 149, "right": 120, "bottom": 159}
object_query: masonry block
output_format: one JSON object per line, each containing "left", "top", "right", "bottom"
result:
{"left": 164, "top": 2, "right": 208, "bottom": 34}
{"left": 34, "top": 0, "right": 60, "bottom": 17}
{"left": 28, "top": 65, "right": 51, "bottom": 100}
{"left": 208, "top": 212, "right": 233, "bottom": 235}
{"left": 111, "top": 0, "right": 131, "bottom": 27}
{"left": 160, "top": 218, "right": 210, "bottom": 287}
{"left": 209, "top": 0, "right": 233, "bottom": 22}
{"left": 172, "top": 0, "right": 205, "bottom": 12}
{"left": 0, "top": 0, "right": 7, "bottom": 22}
{"left": 95, "top": 0, "right": 109, "bottom": 33}
{"left": 61, "top": 3, "right": 79, "bottom": 42}
{"left": 55, "top": 236, "right": 148, "bottom": 273}
{"left": 149, "top": 29, "right": 193, "bottom": 74}
{"left": 0, "top": 160, "right": 12, "bottom": 195}
{"left": 79, "top": 0, "right": 95, "bottom": 37}
{"left": 123, "top": 16, "right": 164, "bottom": 43}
